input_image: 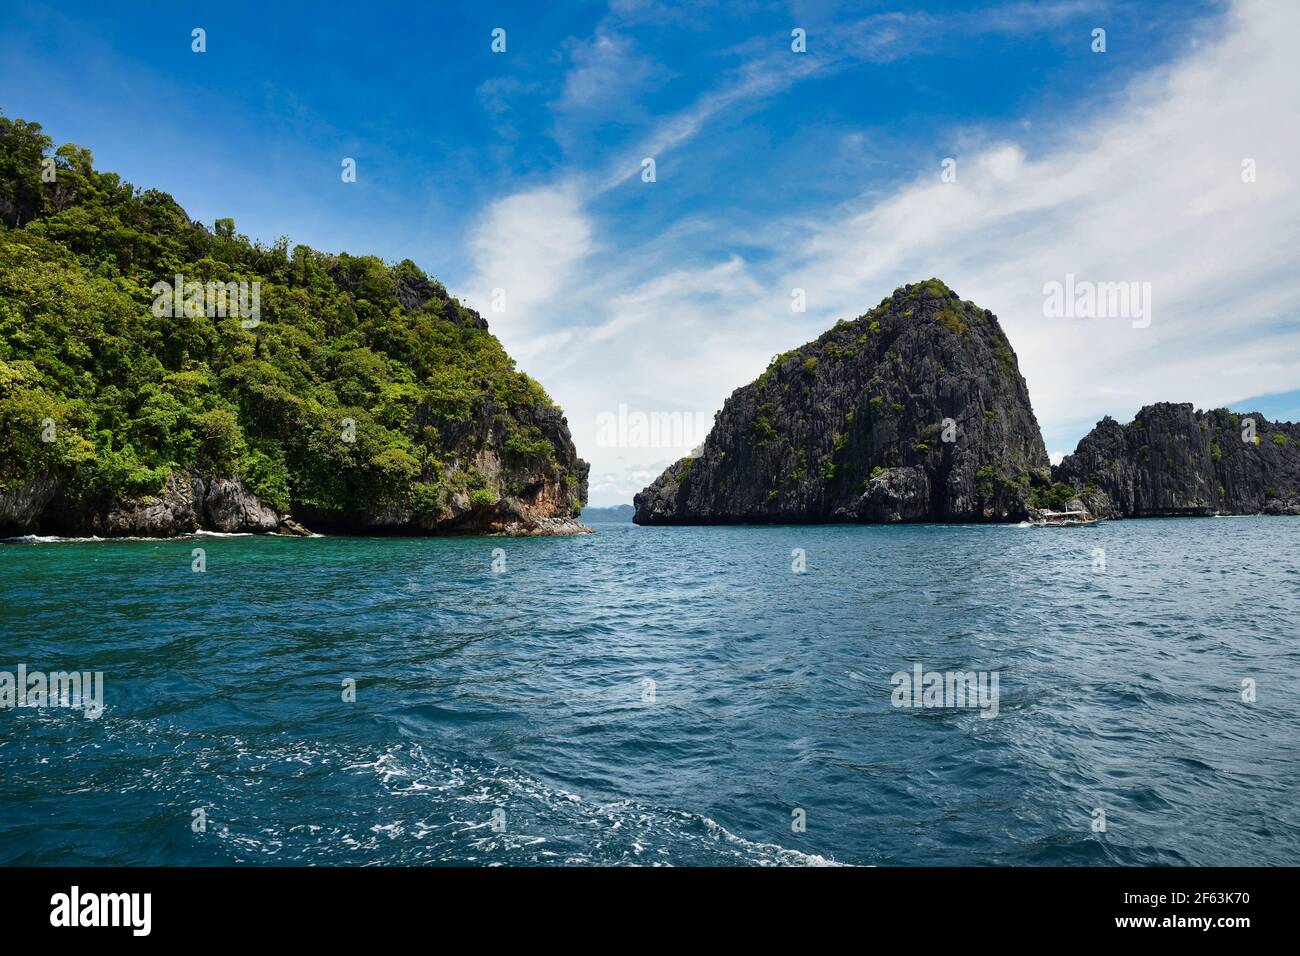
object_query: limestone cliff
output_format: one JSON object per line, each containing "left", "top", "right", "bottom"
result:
{"left": 1054, "top": 403, "right": 1300, "bottom": 517}
{"left": 634, "top": 280, "right": 1050, "bottom": 524}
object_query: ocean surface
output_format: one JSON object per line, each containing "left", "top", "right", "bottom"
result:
{"left": 1, "top": 517, "right": 1297, "bottom": 866}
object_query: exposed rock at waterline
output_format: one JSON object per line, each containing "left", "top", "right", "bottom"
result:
{"left": 204, "top": 477, "right": 280, "bottom": 533}
{"left": 277, "top": 515, "right": 315, "bottom": 537}
{"left": 91, "top": 473, "right": 207, "bottom": 537}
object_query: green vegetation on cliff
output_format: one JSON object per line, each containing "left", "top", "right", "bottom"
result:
{"left": 0, "top": 111, "right": 585, "bottom": 529}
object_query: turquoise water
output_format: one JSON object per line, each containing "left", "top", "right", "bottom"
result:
{"left": 1, "top": 517, "right": 1297, "bottom": 866}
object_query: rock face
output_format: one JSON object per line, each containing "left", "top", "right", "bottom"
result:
{"left": 1054, "top": 403, "right": 1300, "bottom": 517}
{"left": 2, "top": 473, "right": 295, "bottom": 538}
{"left": 293, "top": 401, "right": 591, "bottom": 536}
{"left": 2, "top": 454, "right": 592, "bottom": 538}
{"left": 204, "top": 478, "right": 281, "bottom": 533}
{"left": 94, "top": 474, "right": 208, "bottom": 537}
{"left": 1, "top": 416, "right": 590, "bottom": 539}
{"left": 634, "top": 280, "right": 1051, "bottom": 525}
{"left": 0, "top": 474, "right": 60, "bottom": 532}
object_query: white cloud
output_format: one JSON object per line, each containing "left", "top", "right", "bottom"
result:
{"left": 461, "top": 0, "right": 1300, "bottom": 506}
{"left": 527, "top": 256, "right": 780, "bottom": 506}
{"left": 462, "top": 185, "right": 594, "bottom": 357}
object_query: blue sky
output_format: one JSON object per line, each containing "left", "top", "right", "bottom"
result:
{"left": 3, "top": 0, "right": 1191, "bottom": 272}
{"left": 4, "top": 0, "right": 1298, "bottom": 504}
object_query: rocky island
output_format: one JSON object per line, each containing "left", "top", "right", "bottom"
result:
{"left": 1055, "top": 403, "right": 1300, "bottom": 517}
{"left": 0, "top": 112, "right": 589, "bottom": 538}
{"left": 635, "top": 280, "right": 1299, "bottom": 525}
{"left": 636, "top": 280, "right": 1052, "bottom": 524}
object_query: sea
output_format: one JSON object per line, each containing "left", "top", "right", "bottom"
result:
{"left": 1, "top": 516, "right": 1297, "bottom": 865}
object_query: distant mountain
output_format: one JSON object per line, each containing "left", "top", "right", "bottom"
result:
{"left": 581, "top": 503, "right": 634, "bottom": 522}
{"left": 0, "top": 111, "right": 589, "bottom": 538}
{"left": 634, "top": 280, "right": 1050, "bottom": 524}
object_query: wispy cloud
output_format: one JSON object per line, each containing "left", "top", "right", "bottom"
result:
{"left": 556, "top": 27, "right": 661, "bottom": 114}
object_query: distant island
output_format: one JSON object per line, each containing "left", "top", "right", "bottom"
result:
{"left": 0, "top": 111, "right": 590, "bottom": 538}
{"left": 635, "top": 280, "right": 1300, "bottom": 525}
{"left": 580, "top": 503, "right": 634, "bottom": 522}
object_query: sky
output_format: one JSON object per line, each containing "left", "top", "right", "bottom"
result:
{"left": 3, "top": 0, "right": 1298, "bottom": 506}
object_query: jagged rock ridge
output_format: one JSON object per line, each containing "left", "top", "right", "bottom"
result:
{"left": 1053, "top": 403, "right": 1300, "bottom": 517}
